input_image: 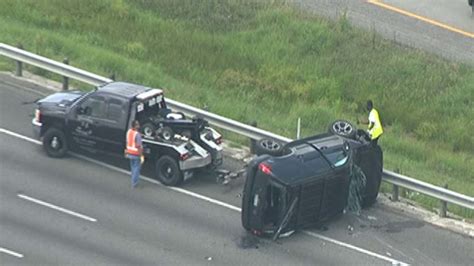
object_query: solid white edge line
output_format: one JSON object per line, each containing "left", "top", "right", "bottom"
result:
{"left": 17, "top": 194, "right": 97, "bottom": 223}
{"left": 0, "top": 128, "right": 41, "bottom": 145}
{"left": 71, "top": 152, "right": 243, "bottom": 213}
{"left": 0, "top": 247, "right": 24, "bottom": 258}
{"left": 303, "top": 231, "right": 409, "bottom": 266}
{"left": 1, "top": 127, "right": 409, "bottom": 265}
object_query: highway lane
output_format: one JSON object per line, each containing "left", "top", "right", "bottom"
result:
{"left": 294, "top": 0, "right": 474, "bottom": 63}
{"left": 0, "top": 122, "right": 387, "bottom": 265}
{"left": 1, "top": 73, "right": 474, "bottom": 265}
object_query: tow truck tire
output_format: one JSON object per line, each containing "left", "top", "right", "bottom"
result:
{"left": 160, "top": 126, "right": 174, "bottom": 141}
{"left": 142, "top": 123, "right": 156, "bottom": 137}
{"left": 43, "top": 128, "right": 68, "bottom": 158}
{"left": 156, "top": 155, "right": 183, "bottom": 186}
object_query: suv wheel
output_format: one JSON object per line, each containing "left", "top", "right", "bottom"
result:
{"left": 43, "top": 128, "right": 68, "bottom": 158}
{"left": 155, "top": 155, "right": 183, "bottom": 186}
{"left": 254, "top": 139, "right": 283, "bottom": 156}
{"left": 329, "top": 120, "right": 357, "bottom": 139}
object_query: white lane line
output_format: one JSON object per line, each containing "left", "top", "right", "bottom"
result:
{"left": 1, "top": 127, "right": 408, "bottom": 265}
{"left": 17, "top": 194, "right": 97, "bottom": 223}
{"left": 71, "top": 152, "right": 242, "bottom": 213}
{"left": 0, "top": 128, "right": 41, "bottom": 145}
{"left": 0, "top": 247, "right": 24, "bottom": 258}
{"left": 303, "top": 231, "right": 409, "bottom": 266}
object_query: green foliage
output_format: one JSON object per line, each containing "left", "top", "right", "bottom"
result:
{"left": 1, "top": 0, "right": 473, "bottom": 217}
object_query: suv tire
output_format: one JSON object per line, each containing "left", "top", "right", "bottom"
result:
{"left": 43, "top": 128, "right": 68, "bottom": 158}
{"left": 155, "top": 155, "right": 183, "bottom": 186}
{"left": 362, "top": 145, "right": 383, "bottom": 207}
{"left": 329, "top": 120, "right": 357, "bottom": 139}
{"left": 254, "top": 138, "right": 283, "bottom": 156}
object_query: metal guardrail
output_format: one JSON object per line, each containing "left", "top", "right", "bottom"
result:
{"left": 1, "top": 42, "right": 473, "bottom": 212}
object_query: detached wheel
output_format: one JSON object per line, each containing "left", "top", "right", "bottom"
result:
{"left": 155, "top": 155, "right": 183, "bottom": 186}
{"left": 43, "top": 128, "right": 68, "bottom": 158}
{"left": 142, "top": 123, "right": 155, "bottom": 137}
{"left": 329, "top": 120, "right": 356, "bottom": 139}
{"left": 254, "top": 138, "right": 283, "bottom": 156}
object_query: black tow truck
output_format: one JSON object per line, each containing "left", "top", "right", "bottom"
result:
{"left": 32, "top": 82, "right": 223, "bottom": 186}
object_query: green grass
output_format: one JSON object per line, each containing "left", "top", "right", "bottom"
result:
{"left": 1, "top": 0, "right": 472, "bottom": 218}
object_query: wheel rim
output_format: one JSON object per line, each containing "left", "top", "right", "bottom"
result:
{"left": 332, "top": 121, "right": 353, "bottom": 136}
{"left": 261, "top": 139, "right": 281, "bottom": 151}
{"left": 51, "top": 136, "right": 61, "bottom": 150}
{"left": 143, "top": 127, "right": 153, "bottom": 137}
{"left": 161, "top": 162, "right": 174, "bottom": 180}
{"left": 162, "top": 131, "right": 171, "bottom": 140}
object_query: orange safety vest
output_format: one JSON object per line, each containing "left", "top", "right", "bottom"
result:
{"left": 125, "top": 129, "right": 141, "bottom": 156}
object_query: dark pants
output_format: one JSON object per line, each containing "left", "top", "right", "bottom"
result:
{"left": 371, "top": 137, "right": 379, "bottom": 147}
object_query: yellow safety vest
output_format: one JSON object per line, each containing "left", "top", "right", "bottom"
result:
{"left": 368, "top": 108, "right": 383, "bottom": 139}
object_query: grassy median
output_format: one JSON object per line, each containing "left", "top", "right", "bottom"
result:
{"left": 0, "top": 0, "right": 472, "bottom": 218}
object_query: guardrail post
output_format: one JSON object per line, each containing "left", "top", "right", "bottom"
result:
{"left": 62, "top": 58, "right": 69, "bottom": 90}
{"left": 440, "top": 183, "right": 448, "bottom": 218}
{"left": 250, "top": 121, "right": 257, "bottom": 154}
{"left": 392, "top": 184, "right": 399, "bottom": 202}
{"left": 15, "top": 43, "right": 23, "bottom": 77}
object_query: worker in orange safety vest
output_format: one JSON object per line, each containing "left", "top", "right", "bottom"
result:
{"left": 125, "top": 120, "right": 143, "bottom": 188}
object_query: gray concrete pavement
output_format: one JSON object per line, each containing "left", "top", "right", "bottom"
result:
{"left": 1, "top": 74, "right": 473, "bottom": 265}
{"left": 382, "top": 0, "right": 474, "bottom": 33}
{"left": 0, "top": 127, "right": 386, "bottom": 265}
{"left": 294, "top": 0, "right": 474, "bottom": 63}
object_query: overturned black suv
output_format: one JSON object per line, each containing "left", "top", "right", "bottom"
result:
{"left": 241, "top": 121, "right": 382, "bottom": 238}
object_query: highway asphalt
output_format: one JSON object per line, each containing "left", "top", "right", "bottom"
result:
{"left": 1, "top": 73, "right": 473, "bottom": 265}
{"left": 294, "top": 0, "right": 474, "bottom": 63}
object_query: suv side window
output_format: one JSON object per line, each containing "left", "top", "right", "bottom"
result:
{"left": 81, "top": 95, "right": 106, "bottom": 118}
{"left": 106, "top": 97, "right": 126, "bottom": 125}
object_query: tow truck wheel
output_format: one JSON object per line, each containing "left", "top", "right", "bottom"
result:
{"left": 43, "top": 128, "right": 68, "bottom": 158}
{"left": 156, "top": 155, "right": 183, "bottom": 186}
{"left": 160, "top": 126, "right": 174, "bottom": 141}
{"left": 142, "top": 123, "right": 155, "bottom": 137}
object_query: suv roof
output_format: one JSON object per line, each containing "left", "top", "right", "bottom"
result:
{"left": 286, "top": 133, "right": 345, "bottom": 152}
{"left": 98, "top": 82, "right": 154, "bottom": 99}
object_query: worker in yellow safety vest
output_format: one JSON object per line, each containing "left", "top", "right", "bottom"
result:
{"left": 125, "top": 120, "right": 143, "bottom": 188}
{"left": 366, "top": 100, "right": 383, "bottom": 146}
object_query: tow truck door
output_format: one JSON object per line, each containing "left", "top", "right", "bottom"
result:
{"left": 69, "top": 94, "right": 107, "bottom": 151}
{"left": 99, "top": 96, "right": 129, "bottom": 154}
